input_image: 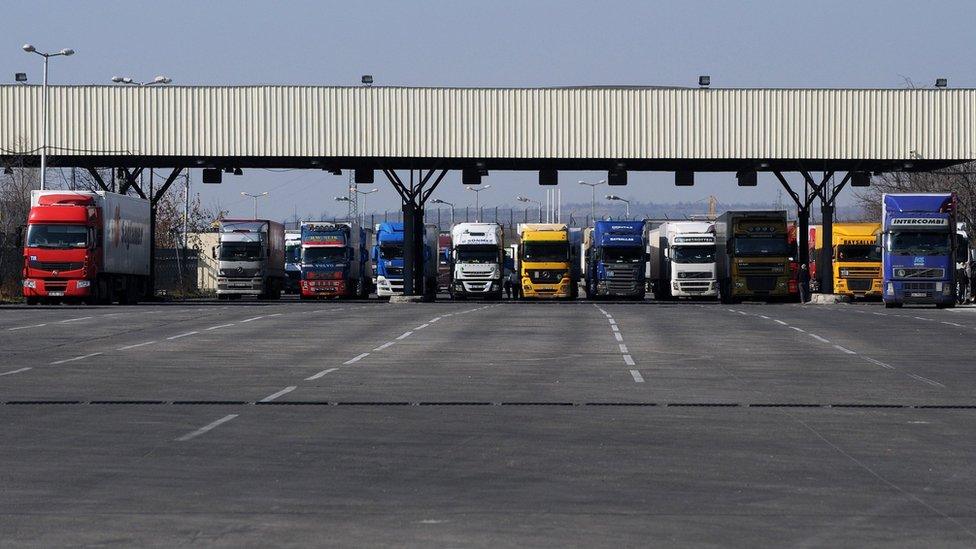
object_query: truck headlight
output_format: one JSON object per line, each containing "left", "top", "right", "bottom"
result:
{"left": 895, "top": 269, "right": 906, "bottom": 278}
{"left": 839, "top": 269, "right": 849, "bottom": 277}
{"left": 23, "top": 279, "right": 36, "bottom": 289}
{"left": 887, "top": 282, "right": 894, "bottom": 295}
{"left": 76, "top": 280, "right": 91, "bottom": 289}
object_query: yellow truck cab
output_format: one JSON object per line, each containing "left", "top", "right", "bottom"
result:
{"left": 811, "top": 222, "right": 882, "bottom": 299}
{"left": 517, "top": 223, "right": 572, "bottom": 299}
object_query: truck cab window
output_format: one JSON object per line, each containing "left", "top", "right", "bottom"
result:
{"left": 25, "top": 224, "right": 88, "bottom": 249}
{"left": 456, "top": 246, "right": 498, "bottom": 264}
{"left": 380, "top": 244, "right": 404, "bottom": 260}
{"left": 886, "top": 233, "right": 949, "bottom": 256}
{"left": 602, "top": 248, "right": 643, "bottom": 263}
{"left": 732, "top": 237, "right": 789, "bottom": 257}
{"left": 837, "top": 244, "right": 881, "bottom": 261}
{"left": 522, "top": 242, "right": 568, "bottom": 262}
{"left": 671, "top": 246, "right": 715, "bottom": 264}
{"left": 303, "top": 247, "right": 347, "bottom": 263}
{"left": 218, "top": 242, "right": 263, "bottom": 261}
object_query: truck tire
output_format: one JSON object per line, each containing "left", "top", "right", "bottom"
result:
{"left": 884, "top": 302, "right": 902, "bottom": 309}
{"left": 25, "top": 297, "right": 39, "bottom": 306}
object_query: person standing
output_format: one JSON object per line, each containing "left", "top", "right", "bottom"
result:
{"left": 798, "top": 263, "right": 810, "bottom": 303}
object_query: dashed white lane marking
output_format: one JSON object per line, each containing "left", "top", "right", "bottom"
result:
{"left": 614, "top": 332, "right": 624, "bottom": 342}
{"left": 429, "top": 317, "right": 442, "bottom": 323}
{"left": 608, "top": 319, "right": 616, "bottom": 325}
{"left": 610, "top": 325, "right": 619, "bottom": 332}
{"left": 619, "top": 344, "right": 629, "bottom": 353}
{"left": 8, "top": 323, "right": 47, "bottom": 331}
{"left": 873, "top": 312, "right": 888, "bottom": 316}
{"left": 907, "top": 373, "right": 946, "bottom": 388}
{"left": 941, "top": 321, "right": 964, "bottom": 327}
{"left": 117, "top": 341, "right": 155, "bottom": 351}
{"left": 630, "top": 369, "right": 644, "bottom": 383}
{"left": 0, "top": 367, "right": 32, "bottom": 377}
{"left": 260, "top": 386, "right": 297, "bottom": 402}
{"left": 167, "top": 331, "right": 199, "bottom": 340}
{"left": 344, "top": 353, "right": 369, "bottom": 365}
{"left": 808, "top": 333, "right": 830, "bottom": 344}
{"left": 373, "top": 341, "right": 396, "bottom": 351}
{"left": 414, "top": 323, "right": 430, "bottom": 330}
{"left": 205, "top": 323, "right": 235, "bottom": 331}
{"left": 58, "top": 316, "right": 92, "bottom": 323}
{"left": 623, "top": 354, "right": 636, "bottom": 366}
{"left": 305, "top": 368, "right": 339, "bottom": 381}
{"left": 267, "top": 313, "right": 283, "bottom": 317}
{"left": 240, "top": 316, "right": 264, "bottom": 323}
{"left": 396, "top": 331, "right": 414, "bottom": 340}
{"left": 175, "top": 414, "right": 239, "bottom": 442}
{"left": 862, "top": 356, "right": 895, "bottom": 370}
{"left": 774, "top": 319, "right": 788, "bottom": 325}
{"left": 737, "top": 311, "right": 749, "bottom": 316}
{"left": 50, "top": 352, "right": 103, "bottom": 365}
{"left": 791, "top": 326, "right": 806, "bottom": 333}
{"left": 833, "top": 344, "right": 857, "bottom": 355}
{"left": 759, "top": 315, "right": 770, "bottom": 320}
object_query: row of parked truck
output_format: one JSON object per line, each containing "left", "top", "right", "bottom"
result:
{"left": 18, "top": 190, "right": 974, "bottom": 308}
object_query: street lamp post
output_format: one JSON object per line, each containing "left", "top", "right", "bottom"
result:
{"left": 605, "top": 194, "right": 631, "bottom": 219}
{"left": 466, "top": 185, "right": 491, "bottom": 222}
{"left": 241, "top": 192, "right": 269, "bottom": 219}
{"left": 431, "top": 198, "right": 455, "bottom": 226}
{"left": 22, "top": 44, "right": 75, "bottom": 190}
{"left": 516, "top": 195, "right": 543, "bottom": 222}
{"left": 579, "top": 179, "right": 606, "bottom": 223}
{"left": 350, "top": 187, "right": 378, "bottom": 226}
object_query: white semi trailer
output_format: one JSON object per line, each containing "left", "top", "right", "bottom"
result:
{"left": 647, "top": 221, "right": 718, "bottom": 300}
{"left": 449, "top": 222, "right": 504, "bottom": 299}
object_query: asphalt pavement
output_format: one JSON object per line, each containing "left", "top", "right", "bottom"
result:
{"left": 1, "top": 297, "right": 975, "bottom": 546}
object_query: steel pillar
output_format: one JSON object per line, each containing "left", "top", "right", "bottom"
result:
{"left": 820, "top": 202, "right": 834, "bottom": 293}
{"left": 382, "top": 168, "right": 448, "bottom": 297}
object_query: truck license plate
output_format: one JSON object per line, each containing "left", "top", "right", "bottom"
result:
{"left": 231, "top": 284, "right": 249, "bottom": 288}
{"left": 910, "top": 292, "right": 927, "bottom": 298}
{"left": 48, "top": 291, "right": 64, "bottom": 297}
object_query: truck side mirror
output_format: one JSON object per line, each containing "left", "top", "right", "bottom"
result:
{"left": 212, "top": 246, "right": 217, "bottom": 259}
{"left": 15, "top": 225, "right": 24, "bottom": 248}
{"left": 663, "top": 248, "right": 669, "bottom": 259}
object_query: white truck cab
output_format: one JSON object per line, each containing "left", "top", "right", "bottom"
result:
{"left": 450, "top": 222, "right": 504, "bottom": 299}
{"left": 648, "top": 221, "right": 718, "bottom": 299}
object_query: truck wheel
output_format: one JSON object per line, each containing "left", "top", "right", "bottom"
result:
{"left": 25, "top": 297, "right": 39, "bottom": 306}
{"left": 884, "top": 302, "right": 902, "bottom": 309}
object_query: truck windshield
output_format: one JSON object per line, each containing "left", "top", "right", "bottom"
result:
{"left": 886, "top": 232, "right": 950, "bottom": 256}
{"left": 26, "top": 224, "right": 88, "bottom": 248}
{"left": 304, "top": 247, "right": 347, "bottom": 263}
{"left": 733, "top": 237, "right": 789, "bottom": 257}
{"left": 837, "top": 244, "right": 881, "bottom": 261}
{"left": 672, "top": 246, "right": 715, "bottom": 264}
{"left": 380, "top": 244, "right": 403, "bottom": 260}
{"left": 285, "top": 244, "right": 302, "bottom": 264}
{"left": 522, "top": 242, "right": 568, "bottom": 262}
{"left": 456, "top": 245, "right": 498, "bottom": 264}
{"left": 219, "top": 242, "right": 262, "bottom": 261}
{"left": 602, "top": 247, "right": 644, "bottom": 263}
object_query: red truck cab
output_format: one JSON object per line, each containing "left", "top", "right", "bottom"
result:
{"left": 22, "top": 194, "right": 99, "bottom": 304}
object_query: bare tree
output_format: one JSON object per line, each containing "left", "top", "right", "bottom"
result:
{"left": 854, "top": 162, "right": 976, "bottom": 232}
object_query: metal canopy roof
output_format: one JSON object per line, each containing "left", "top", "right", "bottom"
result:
{"left": 2, "top": 85, "right": 974, "bottom": 172}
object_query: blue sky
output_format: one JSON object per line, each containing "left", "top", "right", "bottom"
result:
{"left": 4, "top": 0, "right": 974, "bottom": 220}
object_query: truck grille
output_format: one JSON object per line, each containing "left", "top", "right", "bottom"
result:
{"left": 459, "top": 269, "right": 494, "bottom": 279}
{"left": 528, "top": 270, "right": 565, "bottom": 284}
{"left": 847, "top": 279, "right": 873, "bottom": 291}
{"left": 45, "top": 281, "right": 68, "bottom": 291}
{"left": 894, "top": 267, "right": 944, "bottom": 279}
{"left": 386, "top": 266, "right": 403, "bottom": 276}
{"left": 746, "top": 276, "right": 778, "bottom": 292}
{"left": 738, "top": 263, "right": 785, "bottom": 275}
{"left": 841, "top": 266, "right": 880, "bottom": 278}
{"left": 679, "top": 281, "right": 712, "bottom": 292}
{"left": 606, "top": 267, "right": 639, "bottom": 293}
{"left": 903, "top": 281, "right": 937, "bottom": 291}
{"left": 680, "top": 271, "right": 712, "bottom": 279}
{"left": 30, "top": 261, "right": 84, "bottom": 271}
{"left": 222, "top": 268, "right": 260, "bottom": 278}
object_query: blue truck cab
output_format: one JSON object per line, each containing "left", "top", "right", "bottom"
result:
{"left": 882, "top": 193, "right": 956, "bottom": 308}
{"left": 582, "top": 220, "right": 647, "bottom": 299}
{"left": 372, "top": 222, "right": 405, "bottom": 297}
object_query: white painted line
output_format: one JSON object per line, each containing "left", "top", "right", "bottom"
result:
{"left": 610, "top": 325, "right": 619, "bottom": 332}
{"left": 306, "top": 367, "right": 340, "bottom": 380}
{"left": 608, "top": 319, "right": 616, "bottom": 325}
{"left": 396, "top": 331, "right": 414, "bottom": 340}
{"left": 240, "top": 316, "right": 264, "bottom": 323}
{"left": 50, "top": 352, "right": 103, "bottom": 365}
{"left": 737, "top": 311, "right": 749, "bottom": 316}
{"left": 167, "top": 331, "right": 199, "bottom": 340}
{"left": 833, "top": 344, "right": 857, "bottom": 355}
{"left": 774, "top": 319, "right": 788, "bottom": 325}
{"left": 267, "top": 313, "right": 283, "bottom": 317}
{"left": 175, "top": 414, "right": 239, "bottom": 442}
{"left": 862, "top": 356, "right": 894, "bottom": 370}
{"left": 873, "top": 312, "right": 888, "bottom": 316}
{"left": 429, "top": 317, "right": 442, "bottom": 323}
{"left": 373, "top": 341, "right": 396, "bottom": 351}
{"left": 727, "top": 309, "right": 736, "bottom": 313}
{"left": 205, "top": 323, "right": 235, "bottom": 331}
{"left": 913, "top": 316, "right": 934, "bottom": 322}
{"left": 414, "top": 323, "right": 430, "bottom": 330}
{"left": 117, "top": 341, "right": 155, "bottom": 351}
{"left": 614, "top": 332, "right": 624, "bottom": 342}
{"left": 759, "top": 315, "right": 770, "bottom": 320}
{"left": 8, "top": 323, "right": 47, "bottom": 331}
{"left": 260, "top": 386, "right": 297, "bottom": 402}
{"left": 907, "top": 373, "right": 946, "bottom": 388}
{"left": 619, "top": 344, "right": 629, "bottom": 353}
{"left": 630, "top": 369, "right": 644, "bottom": 383}
{"left": 0, "top": 367, "right": 32, "bottom": 377}
{"left": 622, "top": 354, "right": 635, "bottom": 366}
{"left": 58, "top": 316, "right": 93, "bottom": 324}
{"left": 790, "top": 326, "right": 806, "bottom": 333}
{"left": 442, "top": 313, "right": 454, "bottom": 317}
{"left": 344, "top": 352, "right": 370, "bottom": 365}
{"left": 808, "top": 333, "right": 830, "bottom": 344}
{"left": 941, "top": 321, "right": 964, "bottom": 327}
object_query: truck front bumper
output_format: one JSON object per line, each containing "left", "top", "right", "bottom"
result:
{"left": 835, "top": 278, "right": 882, "bottom": 298}
{"left": 217, "top": 277, "right": 264, "bottom": 295}
{"left": 23, "top": 278, "right": 92, "bottom": 298}
{"left": 671, "top": 280, "right": 718, "bottom": 297}
{"left": 301, "top": 279, "right": 349, "bottom": 298}
{"left": 885, "top": 280, "right": 954, "bottom": 305}
{"left": 522, "top": 279, "right": 571, "bottom": 299}
{"left": 453, "top": 279, "right": 502, "bottom": 296}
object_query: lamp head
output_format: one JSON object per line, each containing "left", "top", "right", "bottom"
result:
{"left": 60, "top": 48, "right": 75, "bottom": 56}
{"left": 111, "top": 76, "right": 124, "bottom": 83}
{"left": 22, "top": 44, "right": 35, "bottom": 53}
